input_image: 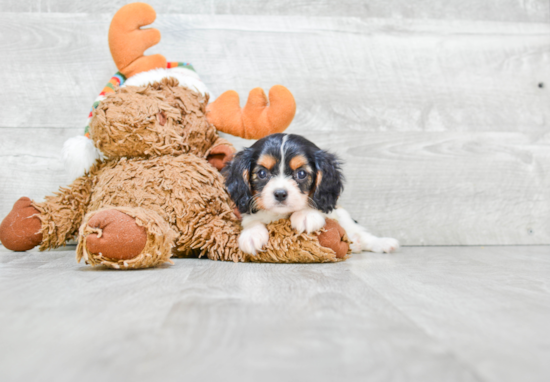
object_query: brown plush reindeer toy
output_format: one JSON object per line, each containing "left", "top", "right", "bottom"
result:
{"left": 0, "top": 3, "right": 349, "bottom": 269}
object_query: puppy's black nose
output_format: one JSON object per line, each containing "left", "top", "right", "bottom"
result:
{"left": 274, "top": 189, "right": 288, "bottom": 202}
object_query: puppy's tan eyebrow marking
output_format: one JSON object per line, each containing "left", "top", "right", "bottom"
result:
{"left": 290, "top": 155, "right": 308, "bottom": 171}
{"left": 258, "top": 154, "right": 277, "bottom": 170}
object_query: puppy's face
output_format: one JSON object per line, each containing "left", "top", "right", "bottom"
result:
{"left": 250, "top": 136, "right": 315, "bottom": 214}
{"left": 223, "top": 134, "right": 344, "bottom": 215}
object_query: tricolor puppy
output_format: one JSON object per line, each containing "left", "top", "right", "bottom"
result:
{"left": 223, "top": 134, "right": 399, "bottom": 255}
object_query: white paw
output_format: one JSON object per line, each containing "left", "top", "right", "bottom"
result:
{"left": 238, "top": 223, "right": 269, "bottom": 255}
{"left": 290, "top": 209, "right": 326, "bottom": 234}
{"left": 350, "top": 233, "right": 364, "bottom": 253}
{"left": 367, "top": 237, "right": 400, "bottom": 253}
{"left": 348, "top": 230, "right": 399, "bottom": 253}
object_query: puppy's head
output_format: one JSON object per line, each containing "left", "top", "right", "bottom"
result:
{"left": 223, "top": 134, "right": 344, "bottom": 215}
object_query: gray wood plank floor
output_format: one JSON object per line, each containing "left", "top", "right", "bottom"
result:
{"left": 1, "top": 245, "right": 549, "bottom": 382}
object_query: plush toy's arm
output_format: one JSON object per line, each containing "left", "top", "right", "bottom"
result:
{"left": 207, "top": 85, "right": 296, "bottom": 140}
{"left": 33, "top": 174, "right": 95, "bottom": 250}
{"left": 206, "top": 137, "right": 236, "bottom": 171}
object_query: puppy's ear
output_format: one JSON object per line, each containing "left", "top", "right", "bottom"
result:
{"left": 312, "top": 150, "right": 344, "bottom": 213}
{"left": 222, "top": 148, "right": 255, "bottom": 214}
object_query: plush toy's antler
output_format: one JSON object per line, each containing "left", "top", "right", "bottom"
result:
{"left": 207, "top": 85, "right": 296, "bottom": 140}
{"left": 108, "top": 2, "right": 167, "bottom": 78}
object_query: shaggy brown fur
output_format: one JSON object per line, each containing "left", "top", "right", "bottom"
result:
{"left": 248, "top": 219, "right": 349, "bottom": 263}
{"left": 33, "top": 175, "right": 94, "bottom": 249}
{"left": 90, "top": 78, "right": 218, "bottom": 159}
{"left": 1, "top": 79, "right": 348, "bottom": 269}
{"left": 83, "top": 154, "right": 244, "bottom": 262}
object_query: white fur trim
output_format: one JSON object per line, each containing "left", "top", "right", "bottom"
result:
{"left": 62, "top": 136, "right": 101, "bottom": 181}
{"left": 123, "top": 67, "right": 210, "bottom": 96}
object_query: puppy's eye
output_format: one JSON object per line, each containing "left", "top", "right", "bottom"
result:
{"left": 296, "top": 170, "right": 307, "bottom": 180}
{"left": 258, "top": 169, "right": 267, "bottom": 179}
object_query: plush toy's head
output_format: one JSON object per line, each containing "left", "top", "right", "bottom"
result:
{"left": 90, "top": 77, "right": 216, "bottom": 159}
{"left": 63, "top": 2, "right": 297, "bottom": 179}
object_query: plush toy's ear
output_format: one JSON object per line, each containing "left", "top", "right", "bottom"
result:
{"left": 311, "top": 150, "right": 344, "bottom": 214}
{"left": 109, "top": 2, "right": 167, "bottom": 78}
{"left": 222, "top": 148, "right": 256, "bottom": 214}
{"left": 207, "top": 85, "right": 296, "bottom": 140}
{"left": 207, "top": 144, "right": 235, "bottom": 171}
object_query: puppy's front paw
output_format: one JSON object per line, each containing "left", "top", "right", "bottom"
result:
{"left": 238, "top": 223, "right": 269, "bottom": 255}
{"left": 367, "top": 237, "right": 400, "bottom": 253}
{"left": 349, "top": 233, "right": 364, "bottom": 253}
{"left": 291, "top": 209, "right": 326, "bottom": 234}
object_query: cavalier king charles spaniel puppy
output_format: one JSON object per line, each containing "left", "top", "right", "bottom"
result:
{"left": 223, "top": 133, "right": 399, "bottom": 255}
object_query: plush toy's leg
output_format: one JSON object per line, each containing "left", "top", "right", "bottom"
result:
{"left": 1, "top": 173, "right": 92, "bottom": 251}
{"left": 174, "top": 213, "right": 244, "bottom": 262}
{"left": 186, "top": 214, "right": 349, "bottom": 263}
{"left": 247, "top": 218, "right": 350, "bottom": 263}
{"left": 185, "top": 215, "right": 350, "bottom": 263}
{"left": 31, "top": 175, "right": 94, "bottom": 250}
{"left": 77, "top": 207, "right": 177, "bottom": 269}
{"left": 0, "top": 197, "right": 43, "bottom": 251}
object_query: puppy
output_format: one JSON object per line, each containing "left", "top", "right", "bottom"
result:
{"left": 223, "top": 133, "right": 399, "bottom": 255}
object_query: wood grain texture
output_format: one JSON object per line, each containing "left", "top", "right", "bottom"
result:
{"left": 1, "top": 10, "right": 549, "bottom": 245}
{"left": 312, "top": 131, "right": 550, "bottom": 246}
{"left": 0, "top": 128, "right": 77, "bottom": 207}
{"left": 1, "top": 0, "right": 548, "bottom": 23}
{"left": 0, "top": 14, "right": 549, "bottom": 133}
{"left": 2, "top": 128, "right": 549, "bottom": 246}
{"left": 0, "top": 245, "right": 549, "bottom": 382}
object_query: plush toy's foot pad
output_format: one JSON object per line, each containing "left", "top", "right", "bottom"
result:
{"left": 85, "top": 210, "right": 147, "bottom": 261}
{"left": 0, "top": 197, "right": 43, "bottom": 251}
{"left": 317, "top": 218, "right": 350, "bottom": 259}
{"left": 77, "top": 207, "right": 177, "bottom": 269}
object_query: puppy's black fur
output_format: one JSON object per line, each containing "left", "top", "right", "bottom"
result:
{"left": 222, "top": 134, "right": 344, "bottom": 214}
{"left": 223, "top": 147, "right": 255, "bottom": 214}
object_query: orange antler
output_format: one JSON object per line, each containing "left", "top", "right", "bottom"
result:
{"left": 207, "top": 85, "right": 296, "bottom": 140}
{"left": 108, "top": 2, "right": 167, "bottom": 78}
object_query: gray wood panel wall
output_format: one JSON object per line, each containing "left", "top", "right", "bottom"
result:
{"left": 1, "top": 1, "right": 549, "bottom": 245}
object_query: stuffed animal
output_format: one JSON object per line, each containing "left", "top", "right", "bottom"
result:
{"left": 0, "top": 2, "right": 349, "bottom": 269}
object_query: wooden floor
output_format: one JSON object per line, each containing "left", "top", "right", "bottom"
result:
{"left": 0, "top": 245, "right": 548, "bottom": 382}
